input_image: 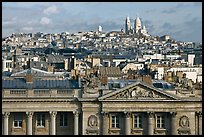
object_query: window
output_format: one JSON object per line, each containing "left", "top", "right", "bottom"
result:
{"left": 111, "top": 114, "right": 120, "bottom": 128}
{"left": 60, "top": 113, "right": 68, "bottom": 127}
{"left": 6, "top": 62, "right": 11, "bottom": 68}
{"left": 133, "top": 114, "right": 142, "bottom": 128}
{"left": 14, "top": 114, "right": 23, "bottom": 128}
{"left": 156, "top": 115, "right": 165, "bottom": 128}
{"left": 36, "top": 113, "right": 45, "bottom": 127}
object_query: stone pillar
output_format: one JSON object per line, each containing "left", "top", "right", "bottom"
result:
{"left": 50, "top": 111, "right": 57, "bottom": 135}
{"left": 26, "top": 112, "right": 33, "bottom": 135}
{"left": 73, "top": 111, "right": 79, "bottom": 135}
{"left": 198, "top": 112, "right": 202, "bottom": 135}
{"left": 101, "top": 112, "right": 109, "bottom": 135}
{"left": 3, "top": 112, "right": 10, "bottom": 135}
{"left": 147, "top": 112, "right": 154, "bottom": 135}
{"left": 124, "top": 112, "right": 131, "bottom": 135}
{"left": 170, "top": 112, "right": 177, "bottom": 135}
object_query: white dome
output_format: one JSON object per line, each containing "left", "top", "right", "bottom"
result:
{"left": 134, "top": 17, "right": 142, "bottom": 33}
{"left": 136, "top": 17, "right": 141, "bottom": 25}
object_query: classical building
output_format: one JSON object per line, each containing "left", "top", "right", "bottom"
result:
{"left": 2, "top": 69, "right": 202, "bottom": 135}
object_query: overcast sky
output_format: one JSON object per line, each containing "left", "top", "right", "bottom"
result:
{"left": 2, "top": 2, "right": 202, "bottom": 43}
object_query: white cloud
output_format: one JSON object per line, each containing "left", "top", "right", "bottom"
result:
{"left": 22, "top": 27, "right": 33, "bottom": 31}
{"left": 40, "top": 17, "right": 51, "bottom": 25}
{"left": 2, "top": 17, "right": 16, "bottom": 24}
{"left": 43, "top": 5, "right": 58, "bottom": 15}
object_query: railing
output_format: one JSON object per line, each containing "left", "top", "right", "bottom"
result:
{"left": 2, "top": 89, "right": 76, "bottom": 98}
{"left": 10, "top": 90, "right": 26, "bottom": 95}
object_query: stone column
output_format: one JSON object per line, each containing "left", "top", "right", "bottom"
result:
{"left": 147, "top": 112, "right": 154, "bottom": 135}
{"left": 26, "top": 112, "right": 33, "bottom": 135}
{"left": 50, "top": 111, "right": 57, "bottom": 135}
{"left": 101, "top": 112, "right": 109, "bottom": 135}
{"left": 3, "top": 112, "right": 10, "bottom": 135}
{"left": 73, "top": 111, "right": 79, "bottom": 135}
{"left": 198, "top": 112, "right": 202, "bottom": 135}
{"left": 124, "top": 112, "right": 131, "bottom": 135}
{"left": 170, "top": 112, "right": 177, "bottom": 135}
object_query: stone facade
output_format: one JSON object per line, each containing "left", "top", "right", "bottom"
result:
{"left": 2, "top": 81, "right": 202, "bottom": 135}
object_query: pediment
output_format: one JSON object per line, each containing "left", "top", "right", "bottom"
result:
{"left": 98, "top": 81, "right": 180, "bottom": 101}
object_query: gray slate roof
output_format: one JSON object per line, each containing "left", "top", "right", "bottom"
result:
{"left": 11, "top": 67, "right": 64, "bottom": 77}
{"left": 2, "top": 78, "right": 79, "bottom": 89}
{"left": 99, "top": 67, "right": 123, "bottom": 77}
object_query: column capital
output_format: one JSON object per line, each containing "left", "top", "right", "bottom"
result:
{"left": 196, "top": 111, "right": 202, "bottom": 117}
{"left": 3, "top": 112, "right": 10, "bottom": 118}
{"left": 50, "top": 111, "right": 57, "bottom": 118}
{"left": 26, "top": 112, "right": 34, "bottom": 118}
{"left": 101, "top": 111, "right": 109, "bottom": 118}
{"left": 73, "top": 111, "right": 79, "bottom": 117}
{"left": 147, "top": 112, "right": 154, "bottom": 118}
{"left": 170, "top": 112, "right": 177, "bottom": 118}
{"left": 124, "top": 111, "right": 131, "bottom": 118}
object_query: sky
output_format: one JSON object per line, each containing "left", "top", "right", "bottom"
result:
{"left": 2, "top": 2, "right": 202, "bottom": 43}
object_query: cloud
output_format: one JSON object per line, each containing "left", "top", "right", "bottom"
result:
{"left": 100, "top": 21, "right": 122, "bottom": 31}
{"left": 157, "top": 16, "right": 202, "bottom": 42}
{"left": 2, "top": 17, "right": 17, "bottom": 28}
{"left": 43, "top": 5, "right": 58, "bottom": 15}
{"left": 16, "top": 2, "right": 54, "bottom": 7}
{"left": 22, "top": 27, "right": 33, "bottom": 32}
{"left": 145, "top": 9, "right": 156, "bottom": 14}
{"left": 193, "top": 2, "right": 202, "bottom": 7}
{"left": 40, "top": 17, "right": 51, "bottom": 25}
{"left": 161, "top": 22, "right": 174, "bottom": 30}
{"left": 162, "top": 3, "right": 185, "bottom": 14}
{"left": 162, "top": 9, "right": 177, "bottom": 14}
{"left": 143, "top": 20, "right": 155, "bottom": 33}
{"left": 3, "top": 20, "right": 14, "bottom": 26}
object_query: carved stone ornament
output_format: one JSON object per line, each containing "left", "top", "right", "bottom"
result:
{"left": 170, "top": 112, "right": 177, "bottom": 118}
{"left": 83, "top": 76, "right": 100, "bottom": 89}
{"left": 26, "top": 112, "right": 34, "bottom": 118}
{"left": 147, "top": 112, "right": 154, "bottom": 118}
{"left": 50, "top": 111, "right": 57, "bottom": 118}
{"left": 131, "top": 128, "right": 144, "bottom": 134}
{"left": 101, "top": 112, "right": 109, "bottom": 118}
{"left": 84, "top": 88, "right": 99, "bottom": 94}
{"left": 154, "top": 129, "right": 167, "bottom": 135}
{"left": 108, "top": 128, "right": 121, "bottom": 134}
{"left": 196, "top": 111, "right": 202, "bottom": 118}
{"left": 114, "top": 86, "right": 162, "bottom": 99}
{"left": 86, "top": 115, "right": 99, "bottom": 135}
{"left": 3, "top": 112, "right": 10, "bottom": 118}
{"left": 88, "top": 115, "right": 98, "bottom": 127}
{"left": 177, "top": 115, "right": 191, "bottom": 135}
{"left": 124, "top": 112, "right": 131, "bottom": 118}
{"left": 179, "top": 115, "right": 189, "bottom": 128}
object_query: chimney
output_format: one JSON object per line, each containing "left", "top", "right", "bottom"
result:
{"left": 100, "top": 76, "right": 108, "bottom": 85}
{"left": 27, "top": 58, "right": 31, "bottom": 69}
{"left": 26, "top": 69, "right": 33, "bottom": 83}
{"left": 142, "top": 75, "right": 152, "bottom": 85}
{"left": 78, "top": 75, "right": 81, "bottom": 88}
{"left": 48, "top": 64, "right": 54, "bottom": 73}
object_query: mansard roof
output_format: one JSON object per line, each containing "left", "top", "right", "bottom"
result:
{"left": 99, "top": 67, "right": 123, "bottom": 77}
{"left": 10, "top": 67, "right": 64, "bottom": 77}
{"left": 2, "top": 78, "right": 79, "bottom": 89}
